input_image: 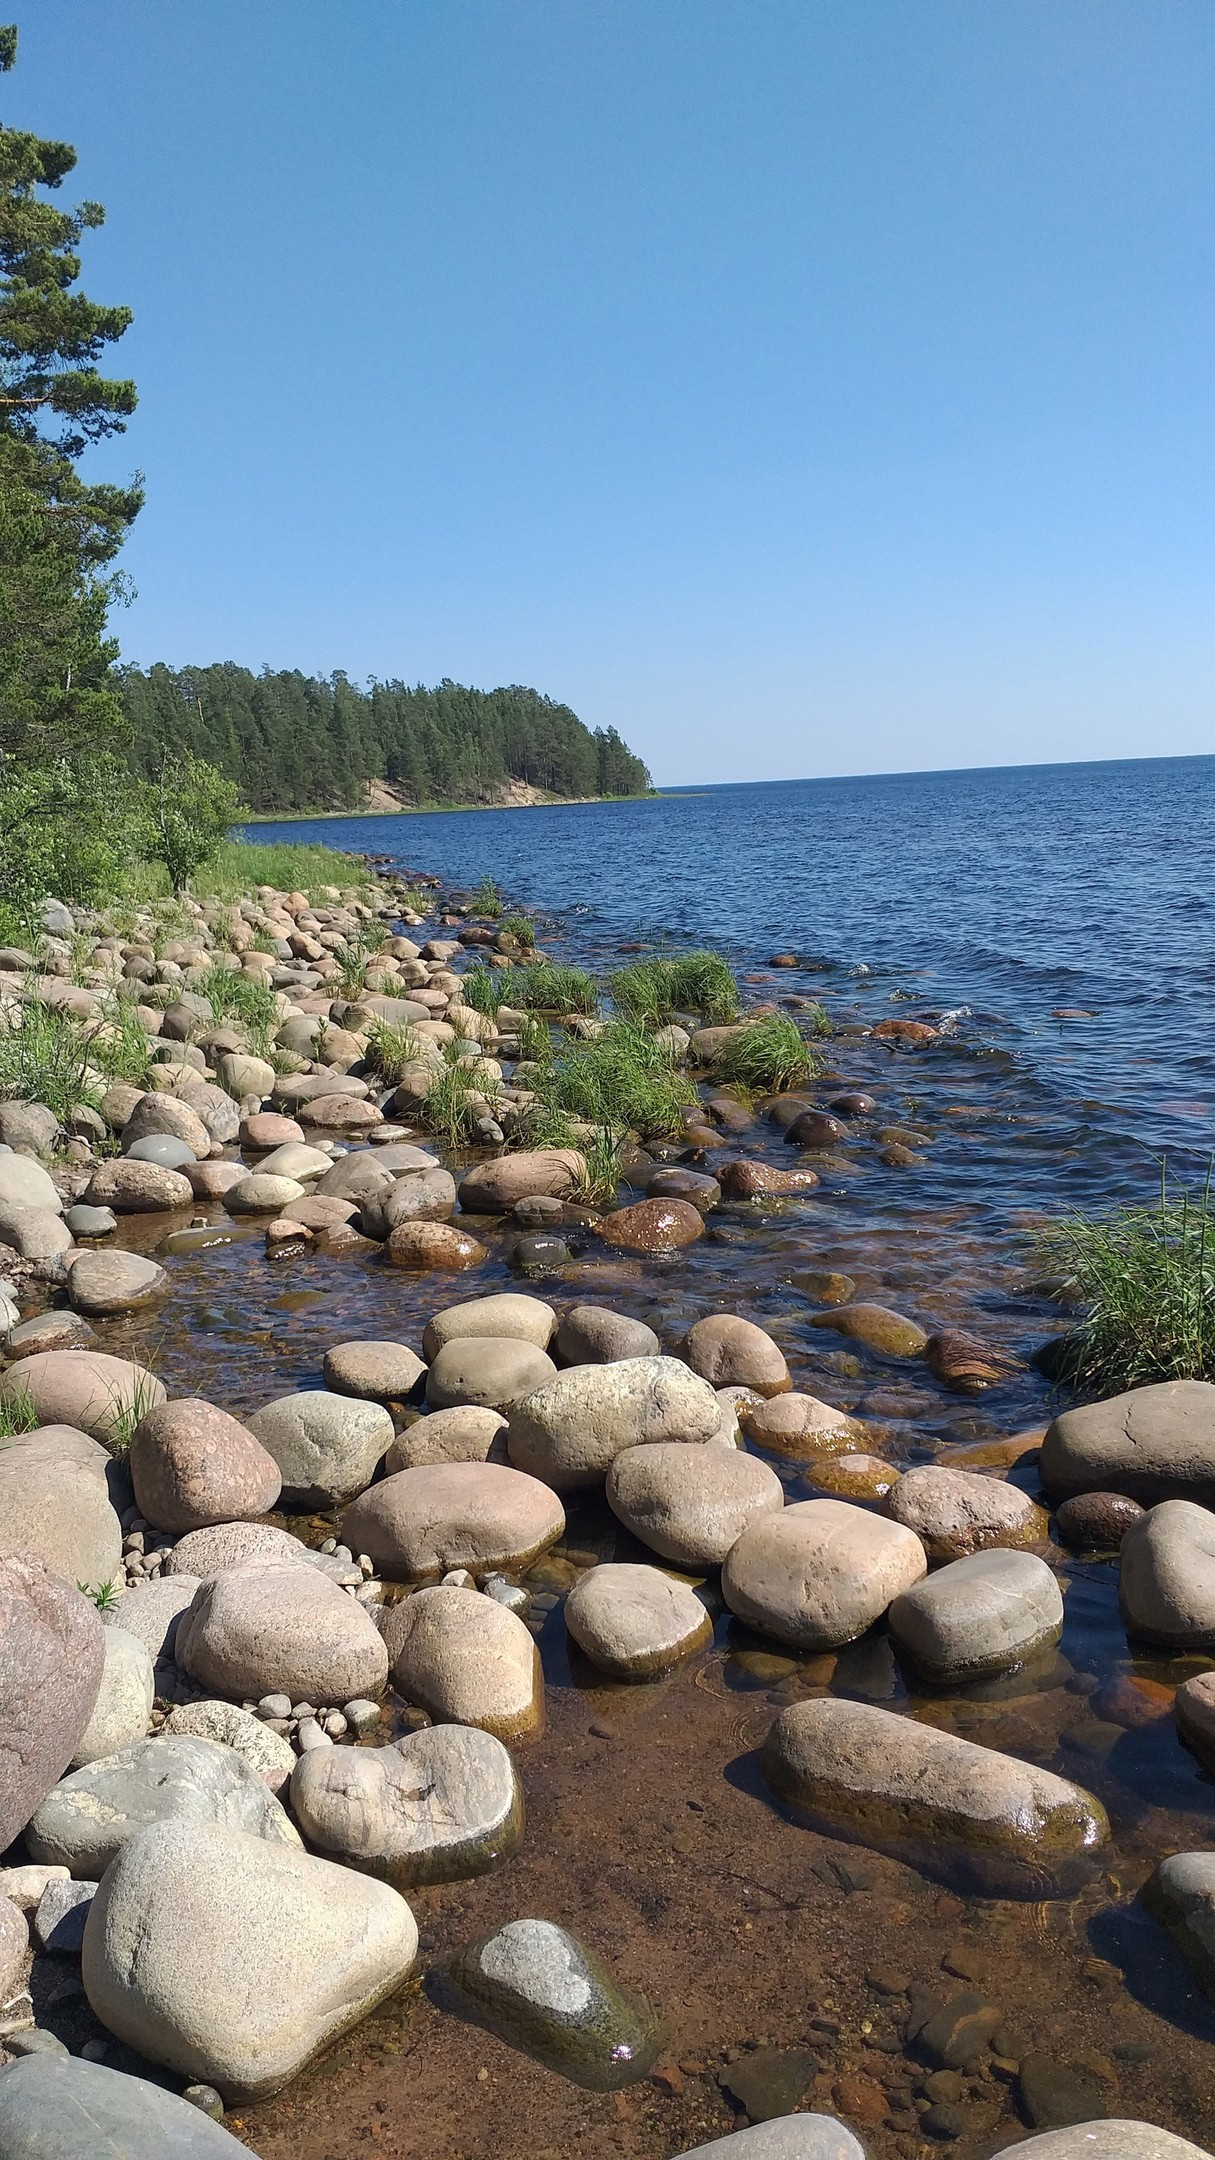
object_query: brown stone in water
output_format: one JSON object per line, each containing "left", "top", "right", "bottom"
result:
{"left": 785, "top": 1110, "right": 847, "bottom": 1149}
{"left": 241, "top": 1113, "right": 304, "bottom": 1150}
{"left": 717, "top": 1159, "right": 820, "bottom": 1198}
{"left": 924, "top": 1329, "right": 1020, "bottom": 1393}
{"left": 598, "top": 1198, "right": 705, "bottom": 1254}
{"left": 682, "top": 1314, "right": 790, "bottom": 1396}
{"left": 185, "top": 1160, "right": 249, "bottom": 1200}
{"left": 742, "top": 1392, "right": 864, "bottom": 1457}
{"left": 872, "top": 1019, "right": 939, "bottom": 1044}
{"left": 1055, "top": 1489, "right": 1145, "bottom": 1549}
{"left": 810, "top": 1303, "right": 928, "bottom": 1358}
{"left": 299, "top": 1093, "right": 383, "bottom": 1132}
{"left": 812, "top": 1452, "right": 899, "bottom": 1501}
{"left": 385, "top": 1221, "right": 488, "bottom": 1271}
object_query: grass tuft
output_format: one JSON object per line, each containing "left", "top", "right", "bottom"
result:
{"left": 0, "top": 1382, "right": 38, "bottom": 1438}
{"left": 524, "top": 1017, "right": 696, "bottom": 1140}
{"left": 709, "top": 1013, "right": 824, "bottom": 1094}
{"left": 493, "top": 962, "right": 598, "bottom": 1016}
{"left": 501, "top": 914, "right": 537, "bottom": 950}
{"left": 423, "top": 1041, "right": 499, "bottom": 1145}
{"left": 609, "top": 951, "right": 740, "bottom": 1027}
{"left": 1035, "top": 1162, "right": 1215, "bottom": 1394}
{"left": 196, "top": 964, "right": 279, "bottom": 1057}
{"left": 472, "top": 876, "right": 504, "bottom": 919}
{"left": 364, "top": 1018, "right": 432, "bottom": 1085}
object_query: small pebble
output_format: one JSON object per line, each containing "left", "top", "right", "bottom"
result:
{"left": 184, "top": 2084, "right": 225, "bottom": 2119}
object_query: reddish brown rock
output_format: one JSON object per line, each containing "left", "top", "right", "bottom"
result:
{"left": 717, "top": 1159, "right": 820, "bottom": 1199}
{"left": 924, "top": 1329, "right": 1020, "bottom": 1393}
{"left": 785, "top": 1110, "right": 848, "bottom": 1148}
{"left": 0, "top": 1555, "right": 105, "bottom": 1850}
{"left": 128, "top": 1398, "right": 283, "bottom": 1533}
{"left": 185, "top": 1160, "right": 249, "bottom": 1200}
{"left": 385, "top": 1221, "right": 488, "bottom": 1271}
{"left": 872, "top": 1019, "right": 939, "bottom": 1045}
{"left": 681, "top": 1313, "right": 790, "bottom": 1396}
{"left": 1055, "top": 1489, "right": 1145, "bottom": 1549}
{"left": 598, "top": 1199, "right": 705, "bottom": 1255}
{"left": 741, "top": 1393, "right": 865, "bottom": 1458}
{"left": 457, "top": 1151, "right": 584, "bottom": 1214}
{"left": 299, "top": 1093, "right": 383, "bottom": 1132}
{"left": 812, "top": 1452, "right": 900, "bottom": 1501}
{"left": 241, "top": 1112, "right": 304, "bottom": 1150}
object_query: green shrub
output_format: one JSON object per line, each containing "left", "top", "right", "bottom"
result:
{"left": 609, "top": 951, "right": 739, "bottom": 1027}
{"left": 138, "top": 754, "right": 242, "bottom": 895}
{"left": 1035, "top": 1165, "right": 1215, "bottom": 1393}
{"left": 526, "top": 1018, "right": 696, "bottom": 1139}
{"left": 709, "top": 1013, "right": 822, "bottom": 1094}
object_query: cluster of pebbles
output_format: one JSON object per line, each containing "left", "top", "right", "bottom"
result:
{"left": 0, "top": 877, "right": 1213, "bottom": 2160}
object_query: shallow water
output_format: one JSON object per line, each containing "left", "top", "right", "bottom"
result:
{"left": 60, "top": 761, "right": 1215, "bottom": 2152}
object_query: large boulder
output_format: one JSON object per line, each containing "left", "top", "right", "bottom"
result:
{"left": 763, "top": 1697, "right": 1109, "bottom": 1897}
{"left": 0, "top": 1350, "right": 165, "bottom": 1445}
{"left": 120, "top": 1092, "right": 211, "bottom": 1156}
{"left": 0, "top": 1557, "right": 105, "bottom": 1850}
{"left": 422, "top": 1293, "right": 556, "bottom": 1359}
{"left": 564, "top": 1563, "right": 712, "bottom": 1679}
{"left": 1040, "top": 1380, "right": 1215, "bottom": 1506}
{"left": 0, "top": 1430, "right": 122, "bottom": 1586}
{"left": 887, "top": 1464, "right": 1049, "bottom": 1562}
{"left": 165, "top": 1521, "right": 315, "bottom": 1576}
{"left": 175, "top": 1558, "right": 389, "bottom": 1702}
{"left": 82, "top": 1158, "right": 194, "bottom": 1213}
{"left": 81, "top": 1819, "right": 417, "bottom": 2098}
{"left": 290, "top": 1723, "right": 522, "bottom": 1886}
{"left": 26, "top": 1733, "right": 300, "bottom": 1878}
{"left": 128, "top": 1398, "right": 282, "bottom": 1533}
{"left": 671, "top": 2125, "right": 866, "bottom": 2160}
{"left": 0, "top": 2053, "right": 253, "bottom": 2157}
{"left": 247, "top": 1389, "right": 393, "bottom": 1506}
{"left": 341, "top": 1462, "right": 564, "bottom": 1581}
{"left": 381, "top": 1584, "right": 541, "bottom": 1741}
{"left": 66, "top": 1250, "right": 169, "bottom": 1317}
{"left": 0, "top": 1201, "right": 71, "bottom": 1259}
{"left": 507, "top": 1357, "right": 722, "bottom": 1490}
{"left": 70, "top": 1626, "right": 154, "bottom": 1767}
{"left": 386, "top": 1405, "right": 507, "bottom": 1470}
{"left": 681, "top": 1315, "right": 790, "bottom": 1397}
{"left": 722, "top": 1499, "right": 927, "bottom": 1647}
{"left": 458, "top": 1150, "right": 584, "bottom": 1213}
{"left": 1119, "top": 1500, "right": 1215, "bottom": 1647}
{"left": 606, "top": 1441, "right": 784, "bottom": 1567}
{"left": 426, "top": 1337, "right": 558, "bottom": 1412}
{"left": 598, "top": 1198, "right": 705, "bottom": 1254}
{"left": 888, "top": 1549, "right": 1064, "bottom": 1683}
{"left": 0, "top": 1154, "right": 60, "bottom": 1210}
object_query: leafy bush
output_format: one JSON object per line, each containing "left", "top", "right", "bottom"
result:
{"left": 138, "top": 753, "right": 242, "bottom": 895}
{"left": 709, "top": 1013, "right": 822, "bottom": 1094}
{"left": 526, "top": 1018, "right": 696, "bottom": 1139}
{"left": 1035, "top": 1165, "right": 1215, "bottom": 1393}
{"left": 609, "top": 951, "right": 739, "bottom": 1027}
{"left": 0, "top": 755, "right": 143, "bottom": 908}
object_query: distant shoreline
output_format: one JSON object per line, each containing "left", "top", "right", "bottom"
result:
{"left": 242, "top": 788, "right": 659, "bottom": 827}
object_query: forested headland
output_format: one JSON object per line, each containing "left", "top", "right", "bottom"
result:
{"left": 118, "top": 665, "right": 652, "bottom": 816}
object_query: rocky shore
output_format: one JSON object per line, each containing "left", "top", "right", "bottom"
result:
{"left": 1, "top": 863, "right": 1214, "bottom": 2158}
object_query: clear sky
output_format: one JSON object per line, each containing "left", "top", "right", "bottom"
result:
{"left": 10, "top": 1, "right": 1215, "bottom": 783}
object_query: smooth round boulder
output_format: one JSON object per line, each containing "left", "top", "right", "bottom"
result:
{"left": 1041, "top": 1380, "right": 1215, "bottom": 1506}
{"left": 381, "top": 1585, "right": 541, "bottom": 1741}
{"left": 507, "top": 1356, "right": 722, "bottom": 1491}
{"left": 740, "top": 1393, "right": 865, "bottom": 1459}
{"left": 564, "top": 1564, "right": 712, "bottom": 1679}
{"left": 809, "top": 1303, "right": 928, "bottom": 1357}
{"left": 386, "top": 1405, "right": 507, "bottom": 1470}
{"left": 120, "top": 1093, "right": 210, "bottom": 1155}
{"left": 124, "top": 1133, "right": 198, "bottom": 1170}
{"left": 0, "top": 1154, "right": 60, "bottom": 1210}
{"left": 175, "top": 1558, "right": 389, "bottom": 1702}
{"left": 26, "top": 1733, "right": 299, "bottom": 1878}
{"left": 224, "top": 1173, "right": 307, "bottom": 1215}
{"left": 365, "top": 1168, "right": 458, "bottom": 1236}
{"left": 1173, "top": 1671, "right": 1215, "bottom": 1773}
{"left": 241, "top": 1111, "right": 304, "bottom": 1151}
{"left": 162, "top": 1700, "right": 296, "bottom": 1794}
{"left": 63, "top": 1202, "right": 118, "bottom": 1239}
{"left": 426, "top": 1337, "right": 557, "bottom": 1413}
{"left": 0, "top": 2054, "right": 254, "bottom": 2157}
{"left": 598, "top": 1198, "right": 705, "bottom": 1254}
{"left": 0, "top": 1433, "right": 122, "bottom": 1587}
{"left": 166, "top": 1523, "right": 309, "bottom": 1575}
{"left": 129, "top": 1399, "right": 282, "bottom": 1533}
{"left": 888, "top": 1464, "right": 1050, "bottom": 1562}
{"left": 322, "top": 1340, "right": 427, "bottom": 1403}
{"left": 722, "top": 1499, "right": 927, "bottom": 1647}
{"left": 80, "top": 1819, "right": 417, "bottom": 2099}
{"left": 1119, "top": 1500, "right": 1215, "bottom": 1647}
{"left": 1055, "top": 1490, "right": 1146, "bottom": 1549}
{"left": 384, "top": 1220, "right": 488, "bottom": 1270}
{"left": 0, "top": 1350, "right": 165, "bottom": 1445}
{"left": 606, "top": 1442, "right": 784, "bottom": 1567}
{"left": 341, "top": 1461, "right": 564, "bottom": 1581}
{"left": 421, "top": 1293, "right": 556, "bottom": 1360}
{"left": 83, "top": 1158, "right": 194, "bottom": 1213}
{"left": 554, "top": 1305, "right": 660, "bottom": 1365}
{"left": 252, "top": 1141, "right": 332, "bottom": 1182}
{"left": 247, "top": 1390, "right": 393, "bottom": 1506}
{"left": 762, "top": 1697, "right": 1110, "bottom": 1898}
{"left": 290, "top": 1722, "right": 522, "bottom": 1886}
{"left": 0, "top": 1556, "right": 105, "bottom": 1851}
{"left": 682, "top": 1315, "right": 790, "bottom": 1397}
{"left": 888, "top": 1549, "right": 1065, "bottom": 1683}
{"left": 457, "top": 1150, "right": 584, "bottom": 1213}
{"left": 70, "top": 1626, "right": 154, "bottom": 1767}
{"left": 66, "top": 1250, "right": 169, "bottom": 1317}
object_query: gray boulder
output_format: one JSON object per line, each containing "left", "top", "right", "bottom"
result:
{"left": 0, "top": 1202, "right": 72, "bottom": 1260}
{"left": 162, "top": 1700, "right": 296, "bottom": 1794}
{"left": 175, "top": 1557, "right": 389, "bottom": 1702}
{"left": 554, "top": 1304, "right": 660, "bottom": 1364}
{"left": 888, "top": 1549, "right": 1064, "bottom": 1683}
{"left": 507, "top": 1356, "right": 721, "bottom": 1490}
{"left": 1119, "top": 1500, "right": 1215, "bottom": 1647}
{"left": 247, "top": 1390, "right": 393, "bottom": 1506}
{"left": 0, "top": 1556, "right": 104, "bottom": 1851}
{"left": 0, "top": 1154, "right": 61, "bottom": 1211}
{"left": 671, "top": 2124, "right": 867, "bottom": 2160}
{"left": 425, "top": 1336, "right": 557, "bottom": 1412}
{"left": 0, "top": 1429, "right": 122, "bottom": 1587}
{"left": 26, "top": 1733, "right": 301, "bottom": 1877}
{"left": 0, "top": 2053, "right": 251, "bottom": 2156}
{"left": 70, "top": 1626, "right": 154, "bottom": 1766}
{"left": 104, "top": 1575, "right": 200, "bottom": 1660}
{"left": 763, "top": 1696, "right": 1109, "bottom": 1896}
{"left": 66, "top": 1250, "right": 169, "bottom": 1317}
{"left": 422, "top": 1293, "right": 556, "bottom": 1359}
{"left": 1041, "top": 1379, "right": 1215, "bottom": 1506}
{"left": 1009, "top": 2130, "right": 1215, "bottom": 2160}
{"left": 81, "top": 1819, "right": 418, "bottom": 2097}
{"left": 291, "top": 1722, "right": 522, "bottom": 1885}
{"left": 443, "top": 1918, "right": 661, "bottom": 2090}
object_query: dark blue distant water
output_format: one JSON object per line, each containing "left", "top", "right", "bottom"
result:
{"left": 245, "top": 755, "right": 1215, "bottom": 1207}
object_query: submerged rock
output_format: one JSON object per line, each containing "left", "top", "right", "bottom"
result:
{"left": 762, "top": 1697, "right": 1109, "bottom": 1897}
{"left": 1055, "top": 1490, "right": 1145, "bottom": 1549}
{"left": 681, "top": 1314, "right": 790, "bottom": 1396}
{"left": 809, "top": 1303, "right": 928, "bottom": 1358}
{"left": 290, "top": 1723, "right": 522, "bottom": 1886}
{"left": 598, "top": 1197, "right": 705, "bottom": 1253}
{"left": 443, "top": 1918, "right": 662, "bottom": 2089}
{"left": 740, "top": 1392, "right": 864, "bottom": 1458}
{"left": 564, "top": 1563, "right": 712, "bottom": 1678}
{"left": 1142, "top": 1851, "right": 1215, "bottom": 2003}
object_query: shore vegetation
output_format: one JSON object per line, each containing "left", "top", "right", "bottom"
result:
{"left": 709, "top": 1012, "right": 823, "bottom": 1095}
{"left": 1036, "top": 1165, "right": 1215, "bottom": 1393}
{"left": 610, "top": 951, "right": 740, "bottom": 1027}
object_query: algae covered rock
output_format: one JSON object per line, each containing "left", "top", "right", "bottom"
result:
{"left": 443, "top": 1918, "right": 662, "bottom": 2089}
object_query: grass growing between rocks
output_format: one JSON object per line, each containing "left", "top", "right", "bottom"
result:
{"left": 123, "top": 837, "right": 377, "bottom": 906}
{"left": 1036, "top": 1164, "right": 1215, "bottom": 1393}
{"left": 709, "top": 1012, "right": 825, "bottom": 1094}
{"left": 0, "top": 1383, "right": 38, "bottom": 1438}
{"left": 501, "top": 914, "right": 536, "bottom": 949}
{"left": 103, "top": 1369, "right": 164, "bottom": 1459}
{"left": 364, "top": 1019, "right": 431, "bottom": 1085}
{"left": 466, "top": 961, "right": 598, "bottom": 1018}
{"left": 196, "top": 965, "right": 280, "bottom": 1056}
{"left": 423, "top": 1042, "right": 499, "bottom": 1146}
{"left": 524, "top": 1018, "right": 697, "bottom": 1141}
{"left": 609, "top": 950, "right": 740, "bottom": 1027}
{"left": 0, "top": 995, "right": 153, "bottom": 1122}
{"left": 471, "top": 877, "right": 504, "bottom": 918}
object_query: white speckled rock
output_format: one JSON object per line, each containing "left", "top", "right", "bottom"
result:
{"left": 70, "top": 1627, "right": 154, "bottom": 1766}
{"left": 81, "top": 1819, "right": 417, "bottom": 2098}
{"left": 105, "top": 1576, "right": 201, "bottom": 1660}
{"left": 163, "top": 1701, "right": 296, "bottom": 1794}
{"left": 670, "top": 2120, "right": 868, "bottom": 2160}
{"left": 507, "top": 1357, "right": 722, "bottom": 1490}
{"left": 0, "top": 2052, "right": 254, "bottom": 2156}
{"left": 722, "top": 1499, "right": 927, "bottom": 1647}
{"left": 564, "top": 1564, "right": 712, "bottom": 1679}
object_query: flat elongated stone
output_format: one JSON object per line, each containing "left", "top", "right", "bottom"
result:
{"left": 0, "top": 2053, "right": 251, "bottom": 2156}
{"left": 763, "top": 1697, "right": 1109, "bottom": 1897}
{"left": 290, "top": 1723, "right": 522, "bottom": 1886}
{"left": 888, "top": 1549, "right": 1064, "bottom": 1683}
{"left": 1041, "top": 1380, "right": 1215, "bottom": 1506}
{"left": 444, "top": 1918, "right": 662, "bottom": 2090}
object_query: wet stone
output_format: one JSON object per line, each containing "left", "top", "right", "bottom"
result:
{"left": 443, "top": 1918, "right": 663, "bottom": 2090}
{"left": 914, "top": 1990, "right": 1002, "bottom": 2068}
{"left": 1016, "top": 2053, "right": 1104, "bottom": 2129}
{"left": 721, "top": 2046, "right": 820, "bottom": 2121}
{"left": 1055, "top": 1490, "right": 1145, "bottom": 1549}
{"left": 809, "top": 1303, "right": 928, "bottom": 1357}
{"left": 511, "top": 1233, "right": 571, "bottom": 1274}
{"left": 289, "top": 1722, "right": 522, "bottom": 1886}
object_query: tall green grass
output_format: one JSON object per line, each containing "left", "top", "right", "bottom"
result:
{"left": 525, "top": 1018, "right": 696, "bottom": 1139}
{"left": 0, "top": 1382, "right": 38, "bottom": 1438}
{"left": 423, "top": 1040, "right": 499, "bottom": 1145}
{"left": 197, "top": 964, "right": 280, "bottom": 1055}
{"left": 708, "top": 1012, "right": 823, "bottom": 1094}
{"left": 364, "top": 1018, "right": 432, "bottom": 1085}
{"left": 501, "top": 913, "right": 537, "bottom": 949}
{"left": 1035, "top": 1163, "right": 1215, "bottom": 1393}
{"left": 0, "top": 995, "right": 153, "bottom": 1122}
{"left": 471, "top": 877, "right": 504, "bottom": 919}
{"left": 475, "top": 961, "right": 598, "bottom": 1016}
{"left": 609, "top": 951, "right": 740, "bottom": 1027}
{"left": 125, "top": 837, "right": 376, "bottom": 905}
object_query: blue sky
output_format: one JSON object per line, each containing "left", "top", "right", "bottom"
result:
{"left": 11, "top": 2, "right": 1215, "bottom": 783}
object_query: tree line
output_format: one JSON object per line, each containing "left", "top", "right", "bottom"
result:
{"left": 118, "top": 664, "right": 652, "bottom": 815}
